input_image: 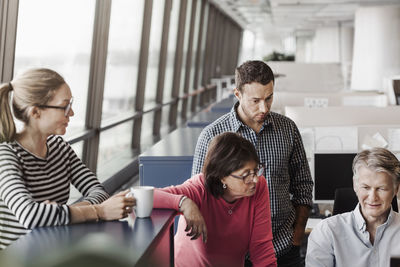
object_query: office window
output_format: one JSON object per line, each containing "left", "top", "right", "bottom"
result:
{"left": 144, "top": 0, "right": 166, "bottom": 110}
{"left": 71, "top": 141, "right": 83, "bottom": 160}
{"left": 97, "top": 121, "right": 134, "bottom": 182}
{"left": 102, "top": 0, "right": 145, "bottom": 121}
{"left": 160, "top": 105, "right": 172, "bottom": 137}
{"left": 14, "top": 0, "right": 95, "bottom": 136}
{"left": 189, "top": 0, "right": 202, "bottom": 93}
{"left": 164, "top": 0, "right": 181, "bottom": 102}
{"left": 141, "top": 112, "right": 157, "bottom": 152}
{"left": 68, "top": 141, "right": 84, "bottom": 204}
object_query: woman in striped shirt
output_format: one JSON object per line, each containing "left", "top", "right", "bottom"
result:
{"left": 0, "top": 68, "right": 135, "bottom": 249}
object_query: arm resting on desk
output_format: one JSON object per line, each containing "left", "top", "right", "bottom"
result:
{"left": 154, "top": 174, "right": 207, "bottom": 208}
{"left": 70, "top": 190, "right": 135, "bottom": 223}
{"left": 154, "top": 181, "right": 208, "bottom": 243}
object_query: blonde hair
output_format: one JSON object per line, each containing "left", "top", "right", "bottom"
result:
{"left": 0, "top": 68, "right": 65, "bottom": 143}
{"left": 353, "top": 147, "right": 400, "bottom": 187}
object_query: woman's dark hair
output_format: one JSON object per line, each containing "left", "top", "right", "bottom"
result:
{"left": 203, "top": 132, "right": 260, "bottom": 198}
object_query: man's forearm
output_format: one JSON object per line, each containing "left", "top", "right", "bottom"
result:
{"left": 292, "top": 204, "right": 310, "bottom": 246}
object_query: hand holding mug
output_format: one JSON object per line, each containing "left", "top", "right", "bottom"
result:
{"left": 128, "top": 186, "right": 154, "bottom": 218}
{"left": 98, "top": 189, "right": 136, "bottom": 220}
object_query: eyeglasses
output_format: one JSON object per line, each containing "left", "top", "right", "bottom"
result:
{"left": 38, "top": 97, "right": 73, "bottom": 117}
{"left": 230, "top": 166, "right": 264, "bottom": 184}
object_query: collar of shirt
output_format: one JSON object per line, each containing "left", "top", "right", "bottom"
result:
{"left": 353, "top": 203, "right": 395, "bottom": 232}
{"left": 229, "top": 101, "right": 274, "bottom": 133}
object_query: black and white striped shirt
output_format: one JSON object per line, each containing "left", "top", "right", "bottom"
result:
{"left": 192, "top": 103, "right": 314, "bottom": 257}
{"left": 0, "top": 135, "right": 109, "bottom": 249}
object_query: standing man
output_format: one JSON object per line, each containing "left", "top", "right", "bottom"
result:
{"left": 192, "top": 60, "right": 313, "bottom": 266}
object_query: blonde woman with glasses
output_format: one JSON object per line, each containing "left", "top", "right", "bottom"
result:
{"left": 0, "top": 68, "right": 135, "bottom": 249}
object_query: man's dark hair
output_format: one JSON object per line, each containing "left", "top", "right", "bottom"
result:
{"left": 235, "top": 60, "right": 274, "bottom": 92}
{"left": 203, "top": 132, "right": 260, "bottom": 198}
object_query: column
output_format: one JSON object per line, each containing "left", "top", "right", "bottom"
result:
{"left": 351, "top": 5, "right": 400, "bottom": 91}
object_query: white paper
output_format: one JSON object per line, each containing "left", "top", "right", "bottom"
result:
{"left": 361, "top": 132, "right": 388, "bottom": 150}
{"left": 315, "top": 127, "right": 358, "bottom": 151}
{"left": 388, "top": 128, "right": 400, "bottom": 151}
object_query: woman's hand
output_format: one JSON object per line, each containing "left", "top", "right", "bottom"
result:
{"left": 97, "top": 189, "right": 136, "bottom": 220}
{"left": 180, "top": 197, "right": 207, "bottom": 243}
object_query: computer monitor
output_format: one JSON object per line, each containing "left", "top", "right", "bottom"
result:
{"left": 313, "top": 152, "right": 357, "bottom": 202}
{"left": 391, "top": 257, "right": 400, "bottom": 267}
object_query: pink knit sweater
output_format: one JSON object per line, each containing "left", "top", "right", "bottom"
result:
{"left": 154, "top": 173, "right": 277, "bottom": 267}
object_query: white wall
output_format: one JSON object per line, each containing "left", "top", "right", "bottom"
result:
{"left": 267, "top": 62, "right": 343, "bottom": 92}
{"left": 296, "top": 36, "right": 312, "bottom": 62}
{"left": 311, "top": 27, "right": 340, "bottom": 63}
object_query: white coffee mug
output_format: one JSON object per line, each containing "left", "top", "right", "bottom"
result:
{"left": 130, "top": 186, "right": 154, "bottom": 218}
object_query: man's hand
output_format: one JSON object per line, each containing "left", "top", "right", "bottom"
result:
{"left": 180, "top": 197, "right": 208, "bottom": 243}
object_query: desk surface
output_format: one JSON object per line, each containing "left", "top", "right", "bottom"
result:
{"left": 140, "top": 127, "right": 203, "bottom": 158}
{"left": 186, "top": 111, "right": 226, "bottom": 128}
{"left": 3, "top": 209, "right": 176, "bottom": 267}
{"left": 210, "top": 97, "right": 237, "bottom": 113}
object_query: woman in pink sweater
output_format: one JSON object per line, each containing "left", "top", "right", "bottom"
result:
{"left": 154, "top": 132, "right": 277, "bottom": 267}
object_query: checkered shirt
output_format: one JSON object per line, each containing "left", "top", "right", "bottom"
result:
{"left": 191, "top": 103, "right": 314, "bottom": 257}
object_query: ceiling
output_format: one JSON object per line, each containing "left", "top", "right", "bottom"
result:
{"left": 213, "top": 0, "right": 400, "bottom": 37}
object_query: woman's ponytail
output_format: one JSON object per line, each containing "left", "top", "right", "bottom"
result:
{"left": 0, "top": 82, "right": 16, "bottom": 143}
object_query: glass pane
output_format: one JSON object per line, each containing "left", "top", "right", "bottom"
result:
{"left": 102, "top": 0, "right": 145, "bottom": 121}
{"left": 160, "top": 105, "right": 172, "bottom": 137}
{"left": 144, "top": 0, "right": 166, "bottom": 110}
{"left": 14, "top": 0, "right": 95, "bottom": 136}
{"left": 70, "top": 141, "right": 83, "bottom": 160}
{"left": 164, "top": 0, "right": 181, "bottom": 102}
{"left": 97, "top": 121, "right": 134, "bottom": 182}
{"left": 68, "top": 141, "right": 84, "bottom": 204}
{"left": 179, "top": 0, "right": 193, "bottom": 94}
{"left": 141, "top": 111, "right": 157, "bottom": 152}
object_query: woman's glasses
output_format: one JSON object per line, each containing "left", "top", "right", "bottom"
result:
{"left": 230, "top": 166, "right": 264, "bottom": 184}
{"left": 37, "top": 97, "right": 73, "bottom": 117}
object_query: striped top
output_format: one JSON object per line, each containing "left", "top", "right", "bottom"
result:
{"left": 192, "top": 102, "right": 314, "bottom": 257}
{"left": 0, "top": 135, "right": 109, "bottom": 249}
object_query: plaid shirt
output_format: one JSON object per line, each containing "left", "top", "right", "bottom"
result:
{"left": 192, "top": 103, "right": 313, "bottom": 257}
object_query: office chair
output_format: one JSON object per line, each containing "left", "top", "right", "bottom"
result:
{"left": 332, "top": 187, "right": 399, "bottom": 215}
